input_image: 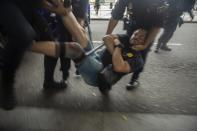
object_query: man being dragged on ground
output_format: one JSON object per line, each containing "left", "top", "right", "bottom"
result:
{"left": 31, "top": 29, "right": 148, "bottom": 93}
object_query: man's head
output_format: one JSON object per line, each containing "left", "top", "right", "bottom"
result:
{"left": 129, "top": 29, "right": 147, "bottom": 45}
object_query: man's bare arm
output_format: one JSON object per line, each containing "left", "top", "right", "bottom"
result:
{"left": 42, "top": 0, "right": 89, "bottom": 48}
{"left": 61, "top": 12, "right": 88, "bottom": 48}
{"left": 112, "top": 39, "right": 131, "bottom": 73}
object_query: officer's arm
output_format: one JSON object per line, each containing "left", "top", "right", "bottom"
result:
{"left": 112, "top": 39, "right": 131, "bottom": 73}
{"left": 106, "top": 18, "right": 119, "bottom": 35}
{"left": 106, "top": 0, "right": 129, "bottom": 34}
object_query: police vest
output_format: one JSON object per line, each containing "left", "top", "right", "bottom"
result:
{"left": 129, "top": 0, "right": 169, "bottom": 28}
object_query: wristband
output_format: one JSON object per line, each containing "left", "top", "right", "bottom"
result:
{"left": 114, "top": 44, "right": 124, "bottom": 49}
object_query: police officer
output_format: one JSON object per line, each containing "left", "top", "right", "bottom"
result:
{"left": 43, "top": 0, "right": 89, "bottom": 89}
{"left": 0, "top": 0, "right": 44, "bottom": 110}
{"left": 0, "top": 0, "right": 82, "bottom": 110}
{"left": 155, "top": 1, "right": 195, "bottom": 52}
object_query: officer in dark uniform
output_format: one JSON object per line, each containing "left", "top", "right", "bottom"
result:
{"left": 0, "top": 0, "right": 69, "bottom": 110}
{"left": 0, "top": 0, "right": 46, "bottom": 110}
{"left": 43, "top": 0, "right": 89, "bottom": 89}
{"left": 155, "top": 1, "right": 195, "bottom": 52}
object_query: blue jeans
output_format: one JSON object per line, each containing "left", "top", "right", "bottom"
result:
{"left": 77, "top": 53, "right": 103, "bottom": 86}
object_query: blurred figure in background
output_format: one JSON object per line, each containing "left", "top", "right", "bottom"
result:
{"left": 155, "top": 8, "right": 194, "bottom": 53}
{"left": 94, "top": 0, "right": 100, "bottom": 15}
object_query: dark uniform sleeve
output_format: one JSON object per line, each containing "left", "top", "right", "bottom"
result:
{"left": 72, "top": 0, "right": 88, "bottom": 18}
{"left": 111, "top": 0, "right": 130, "bottom": 20}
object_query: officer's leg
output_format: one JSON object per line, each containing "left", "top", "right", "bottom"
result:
{"left": 60, "top": 56, "right": 71, "bottom": 80}
{"left": 32, "top": 11, "right": 66, "bottom": 89}
{"left": 160, "top": 21, "right": 178, "bottom": 51}
{"left": 0, "top": 2, "right": 36, "bottom": 110}
{"left": 155, "top": 27, "right": 172, "bottom": 52}
{"left": 160, "top": 32, "right": 173, "bottom": 51}
{"left": 56, "top": 17, "right": 72, "bottom": 82}
{"left": 155, "top": 35, "right": 164, "bottom": 53}
{"left": 160, "top": 25, "right": 177, "bottom": 51}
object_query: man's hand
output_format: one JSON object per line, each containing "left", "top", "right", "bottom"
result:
{"left": 42, "top": 0, "right": 69, "bottom": 16}
{"left": 103, "top": 34, "right": 119, "bottom": 54}
{"left": 103, "top": 35, "right": 114, "bottom": 44}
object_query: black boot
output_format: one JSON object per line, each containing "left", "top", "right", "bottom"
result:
{"left": 0, "top": 71, "right": 17, "bottom": 110}
{"left": 44, "top": 56, "right": 67, "bottom": 90}
{"left": 1, "top": 86, "right": 16, "bottom": 110}
{"left": 126, "top": 80, "right": 139, "bottom": 90}
{"left": 43, "top": 80, "right": 67, "bottom": 89}
{"left": 160, "top": 45, "right": 172, "bottom": 51}
{"left": 155, "top": 42, "right": 162, "bottom": 53}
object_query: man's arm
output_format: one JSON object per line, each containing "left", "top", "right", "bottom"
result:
{"left": 112, "top": 39, "right": 131, "bottom": 73}
{"left": 42, "top": 0, "right": 89, "bottom": 48}
{"left": 61, "top": 12, "right": 88, "bottom": 48}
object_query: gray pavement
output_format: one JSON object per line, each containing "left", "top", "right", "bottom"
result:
{"left": 0, "top": 21, "right": 197, "bottom": 131}
{"left": 1, "top": 107, "right": 197, "bottom": 131}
